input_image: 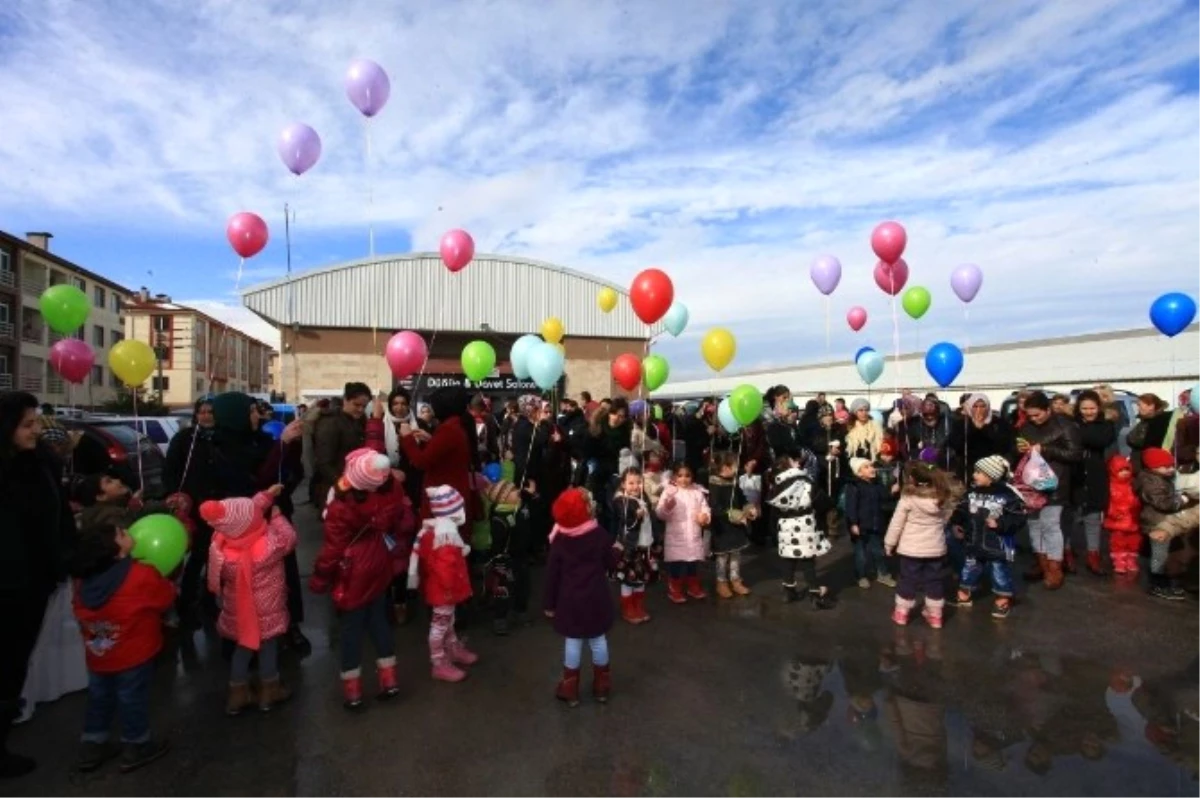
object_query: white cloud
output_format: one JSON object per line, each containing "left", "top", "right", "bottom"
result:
{"left": 0, "top": 0, "right": 1196, "bottom": 376}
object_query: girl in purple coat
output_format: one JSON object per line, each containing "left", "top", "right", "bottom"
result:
{"left": 544, "top": 488, "right": 616, "bottom": 707}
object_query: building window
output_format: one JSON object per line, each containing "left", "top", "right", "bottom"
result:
{"left": 93, "top": 286, "right": 106, "bottom": 308}
{"left": 196, "top": 377, "right": 205, "bottom": 392}
{"left": 71, "top": 328, "right": 85, "bottom": 341}
{"left": 49, "top": 271, "right": 65, "bottom": 286}
{"left": 152, "top": 315, "right": 170, "bottom": 333}
{"left": 110, "top": 294, "right": 121, "bottom": 314}
{"left": 0, "top": 302, "right": 9, "bottom": 324}
{"left": 0, "top": 250, "right": 10, "bottom": 275}
{"left": 93, "top": 325, "right": 105, "bottom": 348}
{"left": 108, "top": 368, "right": 118, "bottom": 388}
{"left": 112, "top": 329, "right": 124, "bottom": 344}
{"left": 152, "top": 376, "right": 170, "bottom": 391}
{"left": 90, "top": 365, "right": 103, "bottom": 386}
{"left": 72, "top": 276, "right": 86, "bottom": 291}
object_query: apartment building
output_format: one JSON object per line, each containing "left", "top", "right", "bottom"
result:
{"left": 124, "top": 292, "right": 275, "bottom": 408}
{"left": 0, "top": 230, "right": 133, "bottom": 404}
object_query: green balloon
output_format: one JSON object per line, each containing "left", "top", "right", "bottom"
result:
{"left": 128, "top": 514, "right": 188, "bottom": 577}
{"left": 902, "top": 286, "right": 932, "bottom": 320}
{"left": 461, "top": 340, "right": 497, "bottom": 382}
{"left": 642, "top": 354, "right": 670, "bottom": 392}
{"left": 729, "top": 384, "right": 762, "bottom": 426}
{"left": 39, "top": 284, "right": 90, "bottom": 334}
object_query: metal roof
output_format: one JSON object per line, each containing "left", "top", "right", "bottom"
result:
{"left": 241, "top": 252, "right": 653, "bottom": 339}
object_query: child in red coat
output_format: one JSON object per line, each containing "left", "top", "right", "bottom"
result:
{"left": 408, "top": 485, "right": 477, "bottom": 683}
{"left": 71, "top": 522, "right": 175, "bottom": 774}
{"left": 311, "top": 448, "right": 408, "bottom": 710}
{"left": 1103, "top": 455, "right": 1142, "bottom": 575}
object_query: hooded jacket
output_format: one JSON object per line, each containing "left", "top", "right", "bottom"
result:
{"left": 951, "top": 480, "right": 1027, "bottom": 558}
{"left": 73, "top": 559, "right": 176, "bottom": 673}
{"left": 1103, "top": 456, "right": 1140, "bottom": 534}
{"left": 885, "top": 487, "right": 952, "bottom": 559}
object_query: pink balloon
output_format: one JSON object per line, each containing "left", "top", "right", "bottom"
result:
{"left": 871, "top": 221, "right": 907, "bottom": 265}
{"left": 873, "top": 258, "right": 909, "bottom": 296}
{"left": 49, "top": 338, "right": 95, "bottom": 384}
{"left": 226, "top": 212, "right": 268, "bottom": 259}
{"left": 385, "top": 331, "right": 427, "bottom": 379}
{"left": 439, "top": 229, "right": 475, "bottom": 273}
{"left": 846, "top": 306, "right": 868, "bottom": 332}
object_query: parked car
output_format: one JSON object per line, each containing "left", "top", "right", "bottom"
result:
{"left": 103, "top": 416, "right": 184, "bottom": 455}
{"left": 61, "top": 419, "right": 167, "bottom": 497}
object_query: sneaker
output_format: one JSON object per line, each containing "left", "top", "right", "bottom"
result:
{"left": 876, "top": 574, "right": 897, "bottom": 588}
{"left": 75, "top": 741, "right": 120, "bottom": 773}
{"left": 119, "top": 739, "right": 170, "bottom": 774}
{"left": 431, "top": 661, "right": 467, "bottom": 683}
{"left": 953, "top": 591, "right": 974, "bottom": 608}
{"left": 857, "top": 578, "right": 871, "bottom": 590}
{"left": 991, "top": 601, "right": 1011, "bottom": 619}
{"left": 1149, "top": 585, "right": 1175, "bottom": 601}
{"left": 891, "top": 608, "right": 910, "bottom": 626}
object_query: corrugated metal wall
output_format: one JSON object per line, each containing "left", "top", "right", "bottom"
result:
{"left": 242, "top": 253, "right": 653, "bottom": 339}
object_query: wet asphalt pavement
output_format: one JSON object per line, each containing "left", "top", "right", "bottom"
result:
{"left": 5, "top": 501, "right": 1198, "bottom": 797}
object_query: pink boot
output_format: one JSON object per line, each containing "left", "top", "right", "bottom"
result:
{"left": 892, "top": 595, "right": 915, "bottom": 626}
{"left": 922, "top": 598, "right": 945, "bottom": 630}
{"left": 431, "top": 657, "right": 467, "bottom": 683}
{"left": 446, "top": 640, "right": 479, "bottom": 667}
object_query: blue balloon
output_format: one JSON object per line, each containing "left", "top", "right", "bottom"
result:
{"left": 262, "top": 420, "right": 285, "bottom": 441}
{"left": 509, "top": 334, "right": 542, "bottom": 380}
{"left": 483, "top": 462, "right": 502, "bottom": 483}
{"left": 717, "top": 397, "right": 741, "bottom": 434}
{"left": 663, "top": 301, "right": 689, "bottom": 337}
{"left": 629, "top": 399, "right": 647, "bottom": 418}
{"left": 856, "top": 351, "right": 885, "bottom": 385}
{"left": 854, "top": 346, "right": 876, "bottom": 363}
{"left": 925, "top": 342, "right": 964, "bottom": 388}
{"left": 1149, "top": 292, "right": 1197, "bottom": 338}
{"left": 526, "top": 342, "right": 565, "bottom": 391}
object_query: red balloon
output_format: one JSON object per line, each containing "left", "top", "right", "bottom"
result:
{"left": 873, "top": 258, "right": 909, "bottom": 296}
{"left": 870, "top": 221, "right": 907, "bottom": 265}
{"left": 629, "top": 269, "right": 674, "bottom": 325}
{"left": 49, "top": 338, "right": 95, "bottom": 384}
{"left": 439, "top": 229, "right": 475, "bottom": 272}
{"left": 226, "top": 212, "right": 269, "bottom": 259}
{"left": 611, "top": 353, "right": 642, "bottom": 392}
{"left": 846, "top": 306, "right": 868, "bottom": 332}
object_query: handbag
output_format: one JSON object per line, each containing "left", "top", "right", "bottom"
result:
{"left": 1013, "top": 453, "right": 1049, "bottom": 511}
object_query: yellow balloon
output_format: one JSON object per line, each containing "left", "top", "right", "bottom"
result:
{"left": 541, "top": 316, "right": 565, "bottom": 344}
{"left": 597, "top": 287, "right": 618, "bottom": 313}
{"left": 108, "top": 339, "right": 156, "bottom": 387}
{"left": 701, "top": 328, "right": 737, "bottom": 373}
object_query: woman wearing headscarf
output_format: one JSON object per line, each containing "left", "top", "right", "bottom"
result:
{"left": 947, "top": 394, "right": 1013, "bottom": 484}
{"left": 1128, "top": 394, "right": 1172, "bottom": 472}
{"left": 844, "top": 398, "right": 883, "bottom": 461}
{"left": 0, "top": 392, "right": 75, "bottom": 778}
{"left": 383, "top": 388, "right": 423, "bottom": 506}
{"left": 400, "top": 387, "right": 481, "bottom": 544}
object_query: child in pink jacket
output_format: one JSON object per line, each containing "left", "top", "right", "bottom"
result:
{"left": 884, "top": 464, "right": 962, "bottom": 630}
{"left": 656, "top": 463, "right": 712, "bottom": 604}
{"left": 202, "top": 485, "right": 297, "bottom": 716}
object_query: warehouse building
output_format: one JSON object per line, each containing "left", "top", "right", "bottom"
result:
{"left": 241, "top": 253, "right": 651, "bottom": 402}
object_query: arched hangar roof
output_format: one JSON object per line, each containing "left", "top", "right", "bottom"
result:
{"left": 241, "top": 252, "right": 651, "bottom": 339}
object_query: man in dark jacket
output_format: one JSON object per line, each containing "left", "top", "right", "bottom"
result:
{"left": 1014, "top": 391, "right": 1083, "bottom": 589}
{"left": 311, "top": 382, "right": 370, "bottom": 509}
{"left": 559, "top": 398, "right": 591, "bottom": 486}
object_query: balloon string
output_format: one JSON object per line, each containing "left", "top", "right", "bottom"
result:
{"left": 133, "top": 389, "right": 145, "bottom": 495}
{"left": 825, "top": 296, "right": 830, "bottom": 355}
{"left": 890, "top": 273, "right": 901, "bottom": 411}
{"left": 365, "top": 117, "right": 378, "bottom": 354}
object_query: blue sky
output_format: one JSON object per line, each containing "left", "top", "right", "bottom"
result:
{"left": 0, "top": 0, "right": 1196, "bottom": 378}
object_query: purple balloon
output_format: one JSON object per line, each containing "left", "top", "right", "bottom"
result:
{"left": 345, "top": 59, "right": 391, "bottom": 118}
{"left": 950, "top": 263, "right": 983, "bottom": 303}
{"left": 809, "top": 255, "right": 842, "bottom": 296}
{"left": 277, "top": 123, "right": 322, "bottom": 176}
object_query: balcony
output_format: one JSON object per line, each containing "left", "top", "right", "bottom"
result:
{"left": 0, "top": 270, "right": 14, "bottom": 289}
{"left": 0, "top": 373, "right": 11, "bottom": 390}
{"left": 0, "top": 322, "right": 12, "bottom": 340}
{"left": 21, "top": 273, "right": 46, "bottom": 296}
{"left": 47, "top": 376, "right": 64, "bottom": 395}
{"left": 19, "top": 374, "right": 43, "bottom": 393}
{"left": 21, "top": 324, "right": 44, "bottom": 345}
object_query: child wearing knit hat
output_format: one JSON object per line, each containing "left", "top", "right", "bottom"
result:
{"left": 1135, "top": 447, "right": 1198, "bottom": 601}
{"left": 311, "top": 447, "right": 413, "bottom": 710}
{"left": 409, "top": 485, "right": 478, "bottom": 683}
{"left": 949, "top": 455, "right": 1026, "bottom": 619}
{"left": 843, "top": 457, "right": 895, "bottom": 590}
{"left": 201, "top": 485, "right": 297, "bottom": 715}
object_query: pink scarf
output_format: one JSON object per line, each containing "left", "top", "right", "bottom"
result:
{"left": 213, "top": 523, "right": 266, "bottom": 650}
{"left": 548, "top": 519, "right": 598, "bottom": 543}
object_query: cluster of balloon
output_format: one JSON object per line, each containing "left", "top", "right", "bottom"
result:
{"left": 902, "top": 286, "right": 931, "bottom": 320}
{"left": 461, "top": 341, "right": 496, "bottom": 383}
{"left": 512, "top": 335, "right": 564, "bottom": 391}
{"left": 717, "top": 385, "right": 762, "bottom": 433}
{"left": 129, "top": 514, "right": 189, "bottom": 577}
{"left": 950, "top": 264, "right": 983, "bottom": 303}
{"left": 847, "top": 306, "right": 867, "bottom": 332}
{"left": 612, "top": 353, "right": 641, "bottom": 392}
{"left": 662, "top": 302, "right": 689, "bottom": 337}
{"left": 40, "top": 285, "right": 95, "bottom": 384}
{"left": 345, "top": 58, "right": 391, "bottom": 118}
{"left": 629, "top": 269, "right": 674, "bottom": 325}
{"left": 226, "top": 212, "right": 269, "bottom": 259}
{"left": 541, "top": 317, "right": 565, "bottom": 345}
{"left": 870, "top": 221, "right": 910, "bottom": 296}
{"left": 385, "top": 331, "right": 428, "bottom": 379}
{"left": 262, "top": 420, "right": 286, "bottom": 441}
{"left": 629, "top": 399, "right": 648, "bottom": 419}
{"left": 277, "top": 122, "right": 322, "bottom": 176}
{"left": 701, "top": 328, "right": 736, "bottom": 372}
{"left": 1149, "top": 292, "right": 1197, "bottom": 338}
{"left": 873, "top": 258, "right": 909, "bottom": 296}
{"left": 857, "top": 350, "right": 885, "bottom": 385}
{"left": 109, "top": 340, "right": 157, "bottom": 387}
{"left": 925, "top": 342, "right": 965, "bottom": 388}
{"left": 597, "top": 287, "right": 618, "bottom": 313}
{"left": 440, "top": 229, "right": 475, "bottom": 273}
{"left": 642, "top": 354, "right": 669, "bottom": 392}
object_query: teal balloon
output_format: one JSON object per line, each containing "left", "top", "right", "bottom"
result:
{"left": 663, "top": 301, "right": 689, "bottom": 337}
{"left": 128, "top": 514, "right": 188, "bottom": 577}
{"left": 728, "top": 384, "right": 762, "bottom": 426}
{"left": 717, "top": 397, "right": 741, "bottom": 434}
{"left": 925, "top": 342, "right": 964, "bottom": 388}
{"left": 856, "top": 351, "right": 885, "bottom": 385}
{"left": 526, "top": 342, "right": 565, "bottom": 391}
{"left": 1189, "top": 383, "right": 1198, "bottom": 414}
{"left": 509, "top": 334, "right": 541, "bottom": 380}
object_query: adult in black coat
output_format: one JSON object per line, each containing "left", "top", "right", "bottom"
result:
{"left": 1127, "top": 394, "right": 1172, "bottom": 472}
{"left": 559, "top": 399, "right": 591, "bottom": 486}
{"left": 1015, "top": 392, "right": 1083, "bottom": 587}
{"left": 1071, "top": 391, "right": 1117, "bottom": 574}
{"left": 947, "top": 394, "right": 1014, "bottom": 484}
{"left": 0, "top": 392, "right": 75, "bottom": 778}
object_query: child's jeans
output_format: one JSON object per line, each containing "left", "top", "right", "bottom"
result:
{"left": 564, "top": 635, "right": 609, "bottom": 669}
{"left": 853, "top": 531, "right": 889, "bottom": 580}
{"left": 231, "top": 637, "right": 280, "bottom": 682}
{"left": 897, "top": 556, "right": 945, "bottom": 601}
{"left": 665, "top": 561, "right": 699, "bottom": 579}
{"left": 81, "top": 661, "right": 154, "bottom": 744}
{"left": 960, "top": 556, "right": 1014, "bottom": 597}
{"left": 338, "top": 593, "right": 394, "bottom": 673}
{"left": 713, "top": 551, "right": 743, "bottom": 582}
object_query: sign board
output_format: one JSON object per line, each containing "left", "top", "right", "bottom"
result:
{"left": 397, "top": 372, "right": 554, "bottom": 394}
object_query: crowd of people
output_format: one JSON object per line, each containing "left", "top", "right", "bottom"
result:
{"left": 0, "top": 377, "right": 1196, "bottom": 779}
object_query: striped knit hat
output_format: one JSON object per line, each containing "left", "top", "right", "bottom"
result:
{"left": 199, "top": 497, "right": 262, "bottom": 539}
{"left": 974, "top": 455, "right": 1010, "bottom": 481}
{"left": 426, "top": 485, "right": 465, "bottom": 519}
{"left": 344, "top": 448, "right": 391, "bottom": 491}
